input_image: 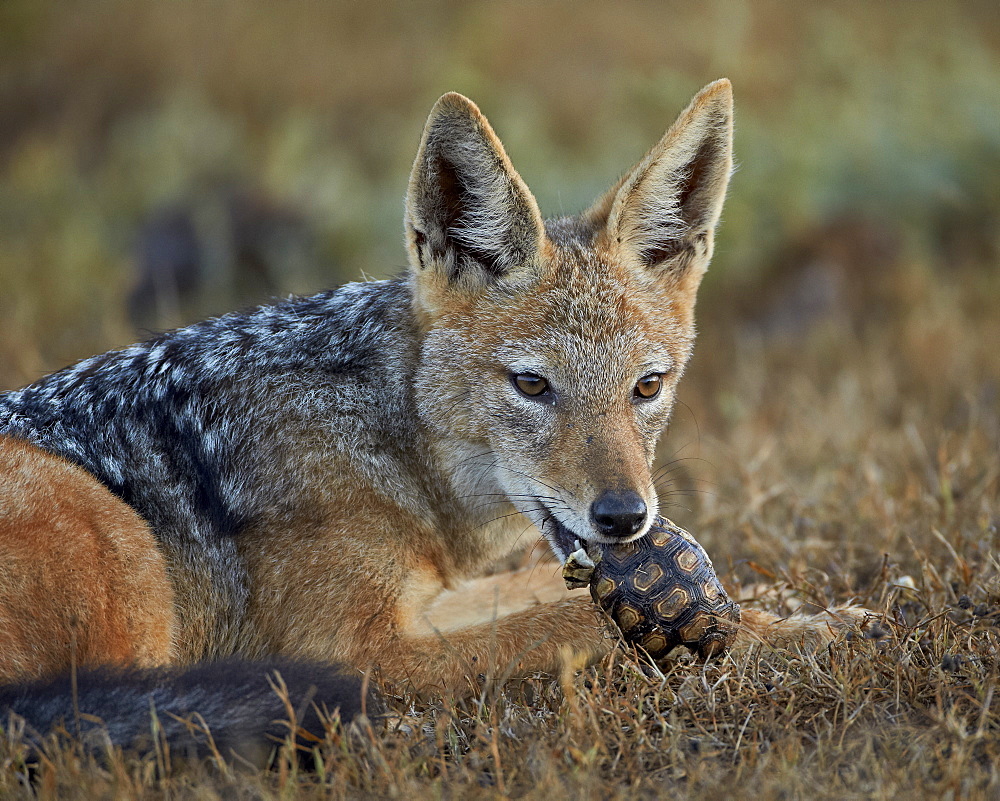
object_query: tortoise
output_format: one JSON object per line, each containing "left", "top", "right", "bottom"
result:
{"left": 563, "top": 517, "right": 741, "bottom": 661}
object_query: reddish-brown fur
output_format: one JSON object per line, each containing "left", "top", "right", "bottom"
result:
{"left": 0, "top": 436, "right": 175, "bottom": 683}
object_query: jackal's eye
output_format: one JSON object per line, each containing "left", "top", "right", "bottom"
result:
{"left": 634, "top": 373, "right": 662, "bottom": 400}
{"left": 511, "top": 373, "right": 551, "bottom": 399}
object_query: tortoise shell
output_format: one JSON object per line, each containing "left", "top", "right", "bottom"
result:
{"left": 589, "top": 517, "right": 740, "bottom": 661}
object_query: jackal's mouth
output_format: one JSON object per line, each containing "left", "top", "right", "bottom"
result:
{"left": 541, "top": 507, "right": 651, "bottom": 563}
{"left": 547, "top": 517, "right": 581, "bottom": 563}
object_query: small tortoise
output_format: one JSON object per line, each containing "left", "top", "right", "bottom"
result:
{"left": 563, "top": 517, "right": 741, "bottom": 661}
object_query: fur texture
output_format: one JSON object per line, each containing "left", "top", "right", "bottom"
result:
{"left": 0, "top": 658, "right": 374, "bottom": 766}
{"left": 0, "top": 437, "right": 175, "bottom": 682}
{"left": 0, "top": 81, "right": 868, "bottom": 720}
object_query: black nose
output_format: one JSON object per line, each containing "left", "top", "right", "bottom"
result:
{"left": 590, "top": 490, "right": 647, "bottom": 538}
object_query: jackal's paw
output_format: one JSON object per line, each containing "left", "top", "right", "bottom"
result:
{"left": 823, "top": 604, "right": 878, "bottom": 632}
{"left": 736, "top": 605, "right": 880, "bottom": 653}
{"left": 562, "top": 541, "right": 597, "bottom": 590}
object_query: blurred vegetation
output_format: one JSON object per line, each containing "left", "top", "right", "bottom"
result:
{"left": 0, "top": 0, "right": 997, "bottom": 386}
{"left": 1, "top": 1, "right": 999, "bottom": 797}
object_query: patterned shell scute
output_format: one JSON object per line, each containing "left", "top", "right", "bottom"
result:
{"left": 589, "top": 517, "right": 741, "bottom": 661}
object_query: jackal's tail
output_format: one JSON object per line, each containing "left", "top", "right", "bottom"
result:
{"left": 0, "top": 658, "right": 377, "bottom": 767}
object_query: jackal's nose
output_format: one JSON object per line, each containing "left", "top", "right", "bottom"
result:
{"left": 591, "top": 490, "right": 647, "bottom": 539}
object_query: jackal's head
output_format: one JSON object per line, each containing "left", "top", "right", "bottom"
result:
{"left": 405, "top": 81, "right": 733, "bottom": 562}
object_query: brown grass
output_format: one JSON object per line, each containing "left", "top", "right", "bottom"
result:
{"left": 1, "top": 0, "right": 999, "bottom": 797}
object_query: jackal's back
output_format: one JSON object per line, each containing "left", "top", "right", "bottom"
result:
{"left": 0, "top": 278, "right": 428, "bottom": 657}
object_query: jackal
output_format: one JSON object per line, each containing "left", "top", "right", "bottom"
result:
{"left": 0, "top": 80, "right": 866, "bottom": 721}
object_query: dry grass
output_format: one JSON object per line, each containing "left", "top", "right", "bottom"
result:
{"left": 1, "top": 1, "right": 999, "bottom": 798}
{"left": 1, "top": 211, "right": 997, "bottom": 801}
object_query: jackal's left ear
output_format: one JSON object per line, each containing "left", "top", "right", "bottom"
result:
{"left": 586, "top": 79, "right": 734, "bottom": 284}
{"left": 405, "top": 93, "right": 545, "bottom": 293}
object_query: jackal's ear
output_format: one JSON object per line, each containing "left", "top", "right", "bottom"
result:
{"left": 405, "top": 93, "right": 545, "bottom": 291}
{"left": 586, "top": 79, "right": 733, "bottom": 283}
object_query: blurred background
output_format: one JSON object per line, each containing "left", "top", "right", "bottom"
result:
{"left": 1, "top": 0, "right": 997, "bottom": 587}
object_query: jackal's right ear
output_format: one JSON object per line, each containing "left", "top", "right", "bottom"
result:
{"left": 404, "top": 93, "right": 545, "bottom": 293}
{"left": 586, "top": 79, "right": 734, "bottom": 286}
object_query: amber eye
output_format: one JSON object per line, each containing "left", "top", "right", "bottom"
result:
{"left": 634, "top": 374, "right": 662, "bottom": 400}
{"left": 512, "top": 373, "right": 550, "bottom": 398}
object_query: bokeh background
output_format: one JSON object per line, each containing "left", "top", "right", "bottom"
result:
{"left": 1, "top": 0, "right": 998, "bottom": 587}
{"left": 2, "top": 4, "right": 1000, "bottom": 795}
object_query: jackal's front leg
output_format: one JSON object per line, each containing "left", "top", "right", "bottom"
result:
{"left": 734, "top": 605, "right": 874, "bottom": 652}
{"left": 362, "top": 571, "right": 873, "bottom": 692}
{"left": 372, "top": 570, "right": 609, "bottom": 693}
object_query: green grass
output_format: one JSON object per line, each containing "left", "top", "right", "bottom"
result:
{"left": 1, "top": 0, "right": 999, "bottom": 797}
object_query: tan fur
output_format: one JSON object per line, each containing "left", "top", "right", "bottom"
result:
{"left": 225, "top": 486, "right": 607, "bottom": 692}
{"left": 0, "top": 82, "right": 870, "bottom": 694}
{"left": 0, "top": 436, "right": 175, "bottom": 682}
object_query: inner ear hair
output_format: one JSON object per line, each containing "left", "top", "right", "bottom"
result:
{"left": 405, "top": 93, "right": 544, "bottom": 287}
{"left": 433, "top": 153, "right": 512, "bottom": 279}
{"left": 669, "top": 114, "right": 731, "bottom": 238}
{"left": 588, "top": 80, "right": 734, "bottom": 274}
